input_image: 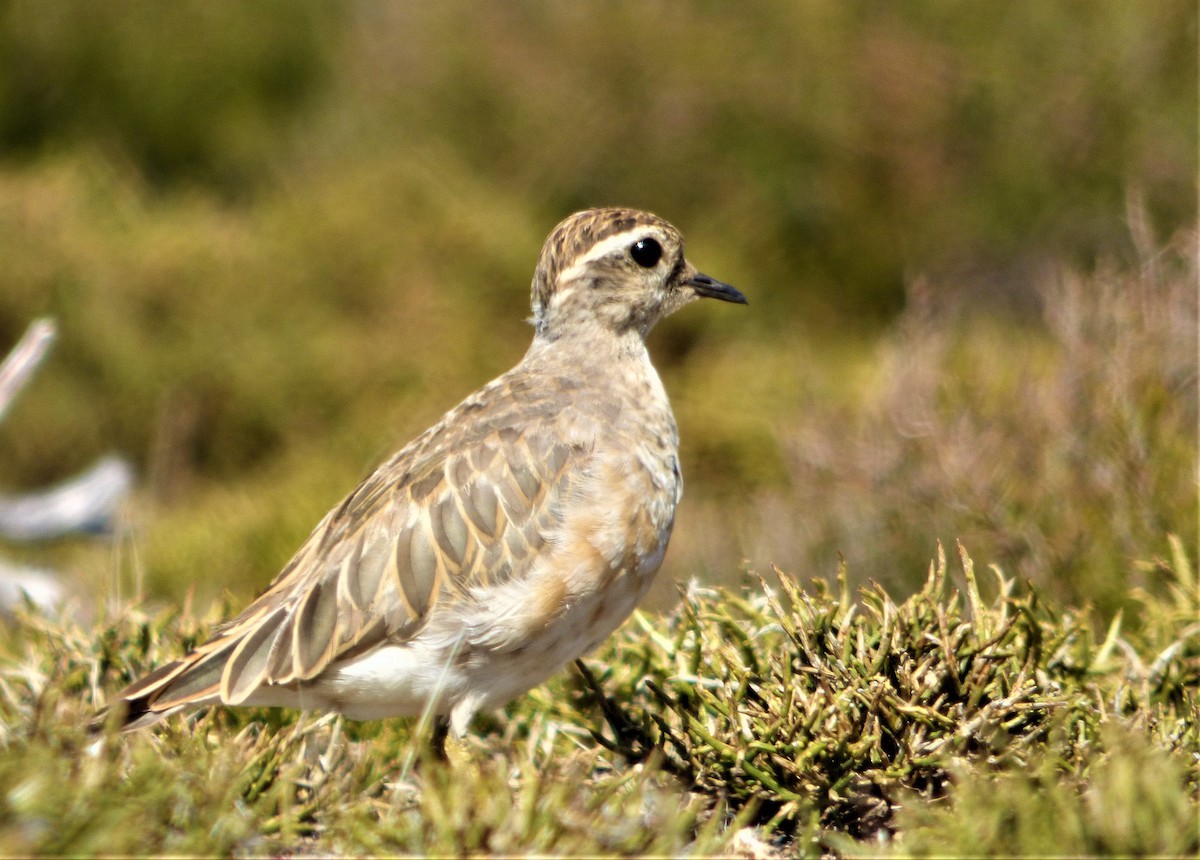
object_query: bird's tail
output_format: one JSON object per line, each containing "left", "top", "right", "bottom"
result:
{"left": 110, "top": 635, "right": 241, "bottom": 730}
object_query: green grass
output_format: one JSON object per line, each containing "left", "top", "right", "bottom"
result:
{"left": 0, "top": 542, "right": 1195, "bottom": 855}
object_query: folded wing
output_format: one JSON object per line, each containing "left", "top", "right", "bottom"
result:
{"left": 117, "top": 401, "right": 583, "bottom": 727}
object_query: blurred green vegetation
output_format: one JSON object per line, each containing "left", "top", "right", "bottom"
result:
{"left": 0, "top": 4, "right": 1194, "bottom": 612}
{"left": 0, "top": 1, "right": 334, "bottom": 189}
{"left": 0, "top": 2, "right": 1192, "bottom": 315}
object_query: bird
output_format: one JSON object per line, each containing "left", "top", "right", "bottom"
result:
{"left": 114, "top": 207, "right": 746, "bottom": 740}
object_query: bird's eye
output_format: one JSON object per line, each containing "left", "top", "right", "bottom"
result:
{"left": 630, "top": 237, "right": 662, "bottom": 268}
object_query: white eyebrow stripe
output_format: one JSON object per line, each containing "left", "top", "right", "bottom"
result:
{"left": 547, "top": 284, "right": 578, "bottom": 310}
{"left": 558, "top": 228, "right": 653, "bottom": 283}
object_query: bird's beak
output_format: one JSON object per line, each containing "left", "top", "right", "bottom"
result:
{"left": 685, "top": 272, "right": 748, "bottom": 305}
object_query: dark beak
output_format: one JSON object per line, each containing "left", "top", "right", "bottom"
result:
{"left": 686, "top": 272, "right": 748, "bottom": 305}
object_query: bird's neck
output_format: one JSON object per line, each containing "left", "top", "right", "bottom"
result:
{"left": 519, "top": 322, "right": 674, "bottom": 437}
{"left": 523, "top": 322, "right": 649, "bottom": 371}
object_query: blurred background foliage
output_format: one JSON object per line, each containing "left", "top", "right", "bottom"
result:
{"left": 0, "top": 0, "right": 1194, "bottom": 618}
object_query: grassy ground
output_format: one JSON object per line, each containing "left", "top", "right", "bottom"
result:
{"left": 0, "top": 3, "right": 1196, "bottom": 855}
{"left": 0, "top": 541, "right": 1195, "bottom": 855}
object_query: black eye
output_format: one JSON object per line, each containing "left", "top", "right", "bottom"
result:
{"left": 630, "top": 237, "right": 662, "bottom": 268}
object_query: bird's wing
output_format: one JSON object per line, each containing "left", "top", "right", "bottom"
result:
{"left": 118, "top": 387, "right": 587, "bottom": 720}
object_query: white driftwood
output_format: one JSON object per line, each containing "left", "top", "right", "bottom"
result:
{"left": 0, "top": 318, "right": 135, "bottom": 615}
{"left": 0, "top": 455, "right": 134, "bottom": 541}
{"left": 0, "top": 318, "right": 57, "bottom": 424}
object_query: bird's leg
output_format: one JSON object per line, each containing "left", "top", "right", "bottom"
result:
{"left": 574, "top": 658, "right": 653, "bottom": 763}
{"left": 398, "top": 713, "right": 455, "bottom": 784}
{"left": 426, "top": 713, "right": 481, "bottom": 778}
{"left": 430, "top": 714, "right": 451, "bottom": 762}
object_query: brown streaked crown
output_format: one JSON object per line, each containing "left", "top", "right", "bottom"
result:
{"left": 530, "top": 208, "right": 676, "bottom": 323}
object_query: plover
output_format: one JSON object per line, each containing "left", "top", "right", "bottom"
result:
{"left": 116, "top": 208, "right": 746, "bottom": 737}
